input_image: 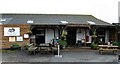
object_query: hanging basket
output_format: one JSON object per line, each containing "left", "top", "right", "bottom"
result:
{"left": 26, "top": 30, "right": 32, "bottom": 34}
{"left": 91, "top": 35, "right": 97, "bottom": 38}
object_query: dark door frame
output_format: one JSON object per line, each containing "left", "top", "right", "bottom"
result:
{"left": 67, "top": 28, "right": 76, "bottom": 46}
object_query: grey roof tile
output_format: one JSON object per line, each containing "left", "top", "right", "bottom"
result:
{"left": 2, "top": 14, "right": 111, "bottom": 25}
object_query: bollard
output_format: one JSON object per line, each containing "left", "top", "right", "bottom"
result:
{"left": 55, "top": 45, "right": 62, "bottom": 58}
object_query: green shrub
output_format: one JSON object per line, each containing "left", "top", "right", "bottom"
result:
{"left": 11, "top": 43, "right": 19, "bottom": 47}
{"left": 117, "top": 41, "right": 120, "bottom": 47}
{"left": 91, "top": 42, "right": 98, "bottom": 50}
{"left": 59, "top": 39, "right": 67, "bottom": 46}
{"left": 112, "top": 41, "right": 118, "bottom": 46}
{"left": 111, "top": 41, "right": 120, "bottom": 49}
{"left": 10, "top": 43, "right": 21, "bottom": 50}
{"left": 112, "top": 41, "right": 120, "bottom": 47}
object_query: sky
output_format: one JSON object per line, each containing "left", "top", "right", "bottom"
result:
{"left": 0, "top": 0, "right": 120, "bottom": 24}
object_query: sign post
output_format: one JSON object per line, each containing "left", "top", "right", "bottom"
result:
{"left": 55, "top": 45, "right": 62, "bottom": 58}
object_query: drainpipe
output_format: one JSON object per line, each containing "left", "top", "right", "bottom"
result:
{"left": 54, "top": 29, "right": 55, "bottom": 38}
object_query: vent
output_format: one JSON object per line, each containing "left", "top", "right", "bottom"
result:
{"left": 87, "top": 21, "right": 96, "bottom": 24}
{"left": 61, "top": 21, "right": 68, "bottom": 24}
{"left": 27, "top": 20, "right": 34, "bottom": 23}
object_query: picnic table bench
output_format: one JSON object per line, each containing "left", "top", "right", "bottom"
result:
{"left": 38, "top": 43, "right": 58, "bottom": 54}
{"left": 27, "top": 43, "right": 58, "bottom": 55}
{"left": 38, "top": 44, "right": 52, "bottom": 54}
{"left": 98, "top": 45, "right": 118, "bottom": 54}
{"left": 28, "top": 46, "right": 38, "bottom": 55}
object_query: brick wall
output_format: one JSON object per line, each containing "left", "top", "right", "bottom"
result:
{"left": 0, "top": 25, "right": 3, "bottom": 49}
{"left": 2, "top": 24, "right": 30, "bottom": 49}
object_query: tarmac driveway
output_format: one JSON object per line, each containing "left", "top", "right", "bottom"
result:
{"left": 2, "top": 49, "right": 119, "bottom": 62}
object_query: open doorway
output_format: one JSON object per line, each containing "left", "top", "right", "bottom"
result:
{"left": 67, "top": 29, "right": 76, "bottom": 46}
{"left": 118, "top": 33, "right": 120, "bottom": 41}
{"left": 32, "top": 28, "right": 45, "bottom": 46}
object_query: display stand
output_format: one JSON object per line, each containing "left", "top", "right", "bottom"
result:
{"left": 55, "top": 45, "right": 62, "bottom": 58}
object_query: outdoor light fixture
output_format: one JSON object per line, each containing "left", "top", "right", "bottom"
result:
{"left": 61, "top": 21, "right": 68, "bottom": 24}
{"left": 27, "top": 20, "right": 34, "bottom": 23}
{"left": 87, "top": 21, "right": 96, "bottom": 24}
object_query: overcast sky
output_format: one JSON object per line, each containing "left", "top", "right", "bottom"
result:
{"left": 0, "top": 0, "right": 119, "bottom": 23}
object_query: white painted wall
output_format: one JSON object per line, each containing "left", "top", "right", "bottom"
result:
{"left": 45, "top": 29, "right": 59, "bottom": 43}
{"left": 45, "top": 28, "right": 92, "bottom": 44}
{"left": 45, "top": 29, "right": 54, "bottom": 43}
{"left": 55, "top": 29, "right": 59, "bottom": 38}
{"left": 76, "top": 29, "right": 85, "bottom": 43}
{"left": 105, "top": 30, "right": 109, "bottom": 43}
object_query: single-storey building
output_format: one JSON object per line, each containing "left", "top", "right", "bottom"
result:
{"left": 112, "top": 23, "right": 120, "bottom": 41}
{"left": 0, "top": 14, "right": 118, "bottom": 49}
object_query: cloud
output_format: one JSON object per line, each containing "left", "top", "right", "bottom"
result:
{"left": 0, "top": 0, "right": 119, "bottom": 23}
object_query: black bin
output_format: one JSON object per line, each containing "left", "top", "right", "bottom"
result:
{"left": 77, "top": 40, "right": 82, "bottom": 47}
{"left": 118, "top": 54, "right": 120, "bottom": 61}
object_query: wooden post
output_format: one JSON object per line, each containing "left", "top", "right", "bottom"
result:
{"left": 85, "top": 29, "right": 87, "bottom": 47}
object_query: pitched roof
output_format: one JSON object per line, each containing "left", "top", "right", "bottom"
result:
{"left": 1, "top": 14, "right": 111, "bottom": 25}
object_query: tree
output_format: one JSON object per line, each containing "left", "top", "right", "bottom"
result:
{"left": 89, "top": 25, "right": 98, "bottom": 43}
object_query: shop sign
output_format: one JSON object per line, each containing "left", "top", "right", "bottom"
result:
{"left": 4, "top": 27, "right": 20, "bottom": 36}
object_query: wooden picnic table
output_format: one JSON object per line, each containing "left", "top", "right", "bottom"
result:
{"left": 38, "top": 44, "right": 52, "bottom": 54}
{"left": 98, "top": 45, "right": 118, "bottom": 54}
{"left": 38, "top": 43, "right": 57, "bottom": 54}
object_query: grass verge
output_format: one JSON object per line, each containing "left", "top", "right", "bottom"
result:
{"left": 0, "top": 50, "right": 16, "bottom": 53}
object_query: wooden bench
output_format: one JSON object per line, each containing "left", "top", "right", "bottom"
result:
{"left": 28, "top": 47, "right": 38, "bottom": 55}
{"left": 98, "top": 45, "right": 118, "bottom": 54}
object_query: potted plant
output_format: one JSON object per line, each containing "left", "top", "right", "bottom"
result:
{"left": 91, "top": 42, "right": 98, "bottom": 50}
{"left": 59, "top": 35, "right": 67, "bottom": 49}
{"left": 24, "top": 44, "right": 29, "bottom": 50}
{"left": 112, "top": 41, "right": 120, "bottom": 49}
{"left": 10, "top": 43, "right": 21, "bottom": 50}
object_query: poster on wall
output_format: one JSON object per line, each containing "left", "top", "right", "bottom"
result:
{"left": 9, "top": 37, "right": 16, "bottom": 42}
{"left": 24, "top": 34, "right": 29, "bottom": 38}
{"left": 16, "top": 36, "right": 23, "bottom": 41}
{"left": 4, "top": 27, "right": 20, "bottom": 36}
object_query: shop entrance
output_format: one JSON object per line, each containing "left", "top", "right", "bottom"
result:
{"left": 31, "top": 28, "right": 45, "bottom": 45}
{"left": 118, "top": 33, "right": 120, "bottom": 41}
{"left": 97, "top": 29, "right": 105, "bottom": 43}
{"left": 67, "top": 29, "right": 76, "bottom": 46}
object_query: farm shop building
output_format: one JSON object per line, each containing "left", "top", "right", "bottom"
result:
{"left": 0, "top": 14, "right": 117, "bottom": 49}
